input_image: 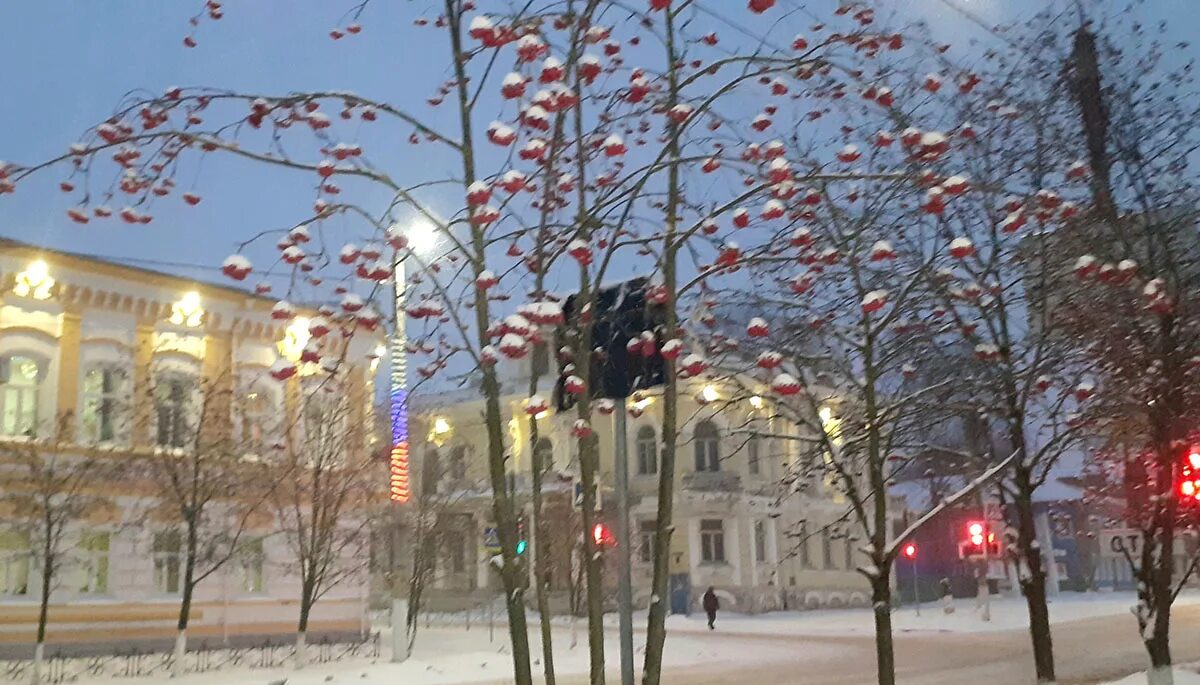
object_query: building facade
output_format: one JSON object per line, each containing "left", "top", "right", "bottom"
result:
{"left": 0, "top": 240, "right": 379, "bottom": 646}
{"left": 405, "top": 352, "right": 877, "bottom": 615}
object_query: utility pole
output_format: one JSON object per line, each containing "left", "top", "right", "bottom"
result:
{"left": 613, "top": 407, "right": 635, "bottom": 685}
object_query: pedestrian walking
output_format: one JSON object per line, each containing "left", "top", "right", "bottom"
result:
{"left": 702, "top": 586, "right": 719, "bottom": 630}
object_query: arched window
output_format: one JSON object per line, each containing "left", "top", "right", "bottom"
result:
{"left": 636, "top": 426, "right": 657, "bottom": 475}
{"left": 0, "top": 355, "right": 43, "bottom": 437}
{"left": 81, "top": 365, "right": 128, "bottom": 444}
{"left": 450, "top": 445, "right": 468, "bottom": 481}
{"left": 422, "top": 448, "right": 441, "bottom": 496}
{"left": 154, "top": 372, "right": 196, "bottom": 449}
{"left": 694, "top": 420, "right": 720, "bottom": 472}
{"left": 534, "top": 438, "right": 554, "bottom": 475}
{"left": 239, "top": 380, "right": 280, "bottom": 458}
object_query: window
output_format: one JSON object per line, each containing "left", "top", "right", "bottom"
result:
{"left": 636, "top": 426, "right": 657, "bottom": 475}
{"left": 533, "top": 438, "right": 554, "bottom": 475}
{"left": 155, "top": 373, "right": 195, "bottom": 449}
{"left": 694, "top": 421, "right": 720, "bottom": 472}
{"left": 450, "top": 445, "right": 468, "bottom": 481}
{"left": 638, "top": 520, "right": 657, "bottom": 564}
{"left": 81, "top": 366, "right": 126, "bottom": 444}
{"left": 844, "top": 537, "right": 854, "bottom": 571}
{"left": 239, "top": 386, "right": 274, "bottom": 457}
{"left": 445, "top": 532, "right": 466, "bottom": 574}
{"left": 700, "top": 519, "right": 725, "bottom": 563}
{"left": 0, "top": 531, "right": 30, "bottom": 596}
{"left": 821, "top": 528, "right": 834, "bottom": 570}
{"left": 747, "top": 435, "right": 761, "bottom": 476}
{"left": 77, "top": 532, "right": 110, "bottom": 594}
{"left": 754, "top": 520, "right": 767, "bottom": 563}
{"left": 0, "top": 355, "right": 41, "bottom": 437}
{"left": 422, "top": 448, "right": 441, "bottom": 496}
{"left": 152, "top": 531, "right": 182, "bottom": 594}
{"left": 798, "top": 522, "right": 812, "bottom": 569}
{"left": 237, "top": 538, "right": 265, "bottom": 593}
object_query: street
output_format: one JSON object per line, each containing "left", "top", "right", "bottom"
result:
{"left": 643, "top": 604, "right": 1200, "bottom": 685}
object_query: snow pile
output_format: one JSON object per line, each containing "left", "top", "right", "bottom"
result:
{"left": 1102, "top": 668, "right": 1200, "bottom": 685}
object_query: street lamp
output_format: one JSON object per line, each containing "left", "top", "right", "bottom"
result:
{"left": 388, "top": 219, "right": 439, "bottom": 504}
{"left": 388, "top": 217, "right": 439, "bottom": 665}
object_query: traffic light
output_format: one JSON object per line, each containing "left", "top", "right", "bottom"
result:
{"left": 1180, "top": 448, "right": 1200, "bottom": 502}
{"left": 958, "top": 521, "right": 1000, "bottom": 558}
{"left": 516, "top": 518, "right": 528, "bottom": 556}
{"left": 592, "top": 522, "right": 614, "bottom": 547}
{"left": 902, "top": 542, "right": 918, "bottom": 560}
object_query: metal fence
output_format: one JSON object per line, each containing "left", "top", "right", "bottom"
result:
{"left": 0, "top": 632, "right": 380, "bottom": 684}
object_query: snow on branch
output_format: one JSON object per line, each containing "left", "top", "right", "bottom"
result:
{"left": 885, "top": 448, "right": 1017, "bottom": 559}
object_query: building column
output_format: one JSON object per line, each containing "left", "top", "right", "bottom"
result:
{"left": 201, "top": 330, "right": 234, "bottom": 444}
{"left": 131, "top": 321, "right": 156, "bottom": 448}
{"left": 55, "top": 310, "right": 82, "bottom": 439}
{"left": 728, "top": 517, "right": 743, "bottom": 586}
{"left": 748, "top": 518, "right": 759, "bottom": 586}
{"left": 346, "top": 365, "right": 366, "bottom": 452}
{"left": 687, "top": 517, "right": 701, "bottom": 578}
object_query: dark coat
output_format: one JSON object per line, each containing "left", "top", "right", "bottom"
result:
{"left": 702, "top": 589, "right": 719, "bottom": 613}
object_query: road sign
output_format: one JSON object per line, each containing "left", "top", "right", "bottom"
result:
{"left": 483, "top": 527, "right": 501, "bottom": 554}
{"left": 573, "top": 481, "right": 601, "bottom": 510}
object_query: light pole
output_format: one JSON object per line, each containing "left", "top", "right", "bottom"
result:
{"left": 902, "top": 543, "right": 919, "bottom": 616}
{"left": 388, "top": 218, "right": 437, "bottom": 663}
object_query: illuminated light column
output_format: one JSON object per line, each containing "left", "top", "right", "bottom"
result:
{"left": 389, "top": 219, "right": 437, "bottom": 503}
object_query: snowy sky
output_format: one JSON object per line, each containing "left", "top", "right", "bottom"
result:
{"left": 0, "top": 0, "right": 1191, "bottom": 282}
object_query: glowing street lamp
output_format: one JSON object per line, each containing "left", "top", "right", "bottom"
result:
{"left": 388, "top": 219, "right": 439, "bottom": 503}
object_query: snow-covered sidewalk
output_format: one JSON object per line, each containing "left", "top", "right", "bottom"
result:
{"left": 666, "top": 590, "right": 1200, "bottom": 637}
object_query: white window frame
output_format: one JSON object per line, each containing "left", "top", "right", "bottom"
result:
{"left": 81, "top": 365, "right": 128, "bottom": 445}
{"left": 700, "top": 519, "right": 725, "bottom": 563}
{"left": 694, "top": 421, "right": 720, "bottom": 473}
{"left": 76, "top": 531, "right": 111, "bottom": 595}
{"left": 0, "top": 531, "right": 31, "bottom": 597}
{"left": 151, "top": 530, "right": 183, "bottom": 595}
{"left": 636, "top": 426, "right": 657, "bottom": 475}
{"left": 0, "top": 354, "right": 44, "bottom": 438}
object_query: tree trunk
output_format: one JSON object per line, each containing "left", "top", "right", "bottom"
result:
{"left": 642, "top": 11, "right": 681, "bottom": 685}
{"left": 871, "top": 576, "right": 896, "bottom": 685}
{"left": 529, "top": 419, "right": 557, "bottom": 685}
{"left": 33, "top": 534, "right": 52, "bottom": 685}
{"left": 578, "top": 432, "right": 606, "bottom": 685}
{"left": 1013, "top": 476, "right": 1056, "bottom": 683}
{"left": 296, "top": 579, "right": 314, "bottom": 668}
{"left": 173, "top": 524, "right": 198, "bottom": 678}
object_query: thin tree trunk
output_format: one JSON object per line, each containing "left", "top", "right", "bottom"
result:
{"left": 642, "top": 10, "right": 681, "bottom": 685}
{"left": 33, "top": 532, "right": 52, "bottom": 685}
{"left": 529, "top": 418, "right": 557, "bottom": 685}
{"left": 1013, "top": 476, "right": 1056, "bottom": 684}
{"left": 296, "top": 581, "right": 313, "bottom": 669}
{"left": 577, "top": 431, "right": 605, "bottom": 685}
{"left": 173, "top": 523, "right": 198, "bottom": 678}
{"left": 444, "top": 1, "right": 532, "bottom": 682}
{"left": 871, "top": 576, "right": 896, "bottom": 685}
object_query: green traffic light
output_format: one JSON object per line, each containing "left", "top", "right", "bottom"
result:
{"left": 516, "top": 540, "right": 527, "bottom": 555}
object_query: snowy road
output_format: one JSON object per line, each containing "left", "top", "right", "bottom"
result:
{"left": 643, "top": 603, "right": 1200, "bottom": 684}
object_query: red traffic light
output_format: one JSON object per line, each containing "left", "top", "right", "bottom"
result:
{"left": 902, "top": 543, "right": 917, "bottom": 559}
{"left": 592, "top": 523, "right": 614, "bottom": 546}
{"left": 1180, "top": 448, "right": 1200, "bottom": 502}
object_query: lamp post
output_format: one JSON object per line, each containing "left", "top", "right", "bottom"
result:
{"left": 388, "top": 218, "right": 437, "bottom": 663}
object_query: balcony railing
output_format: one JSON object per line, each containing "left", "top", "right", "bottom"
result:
{"left": 681, "top": 471, "right": 741, "bottom": 492}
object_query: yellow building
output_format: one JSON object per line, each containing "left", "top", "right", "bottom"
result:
{"left": 0, "top": 239, "right": 380, "bottom": 645}
{"left": 407, "top": 348, "right": 879, "bottom": 614}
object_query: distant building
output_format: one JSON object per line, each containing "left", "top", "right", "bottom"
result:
{"left": 0, "top": 239, "right": 380, "bottom": 645}
{"left": 403, "top": 346, "right": 883, "bottom": 615}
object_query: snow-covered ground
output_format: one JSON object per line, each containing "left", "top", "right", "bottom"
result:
{"left": 666, "top": 590, "right": 1200, "bottom": 637}
{"left": 1103, "top": 669, "right": 1200, "bottom": 685}
{"left": 169, "top": 623, "right": 817, "bottom": 685}
{"left": 146, "top": 591, "right": 1200, "bottom": 685}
